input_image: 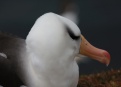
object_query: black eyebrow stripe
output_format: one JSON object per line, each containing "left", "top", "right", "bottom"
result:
{"left": 66, "top": 26, "right": 80, "bottom": 40}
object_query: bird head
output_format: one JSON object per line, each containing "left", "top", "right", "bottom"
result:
{"left": 26, "top": 12, "right": 110, "bottom": 66}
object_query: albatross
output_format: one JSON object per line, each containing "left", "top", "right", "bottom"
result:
{"left": 0, "top": 12, "right": 110, "bottom": 87}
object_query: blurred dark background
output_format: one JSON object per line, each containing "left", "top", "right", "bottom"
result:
{"left": 0, "top": 0, "right": 121, "bottom": 75}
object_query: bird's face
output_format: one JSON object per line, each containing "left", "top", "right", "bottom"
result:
{"left": 79, "top": 35, "right": 110, "bottom": 65}
{"left": 58, "top": 14, "right": 110, "bottom": 65}
{"left": 26, "top": 12, "right": 110, "bottom": 65}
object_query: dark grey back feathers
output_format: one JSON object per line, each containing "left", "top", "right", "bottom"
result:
{"left": 0, "top": 32, "right": 25, "bottom": 87}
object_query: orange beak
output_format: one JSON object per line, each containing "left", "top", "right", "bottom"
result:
{"left": 79, "top": 35, "right": 110, "bottom": 66}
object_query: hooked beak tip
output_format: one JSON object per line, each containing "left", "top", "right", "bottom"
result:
{"left": 103, "top": 50, "right": 111, "bottom": 66}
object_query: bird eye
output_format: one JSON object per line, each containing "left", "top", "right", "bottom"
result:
{"left": 66, "top": 26, "right": 80, "bottom": 40}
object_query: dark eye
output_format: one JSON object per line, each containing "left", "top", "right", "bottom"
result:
{"left": 66, "top": 26, "right": 80, "bottom": 40}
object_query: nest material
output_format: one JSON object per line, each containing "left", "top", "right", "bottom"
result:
{"left": 78, "top": 69, "right": 121, "bottom": 87}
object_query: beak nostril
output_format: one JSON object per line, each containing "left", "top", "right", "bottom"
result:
{"left": 85, "top": 42, "right": 88, "bottom": 45}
